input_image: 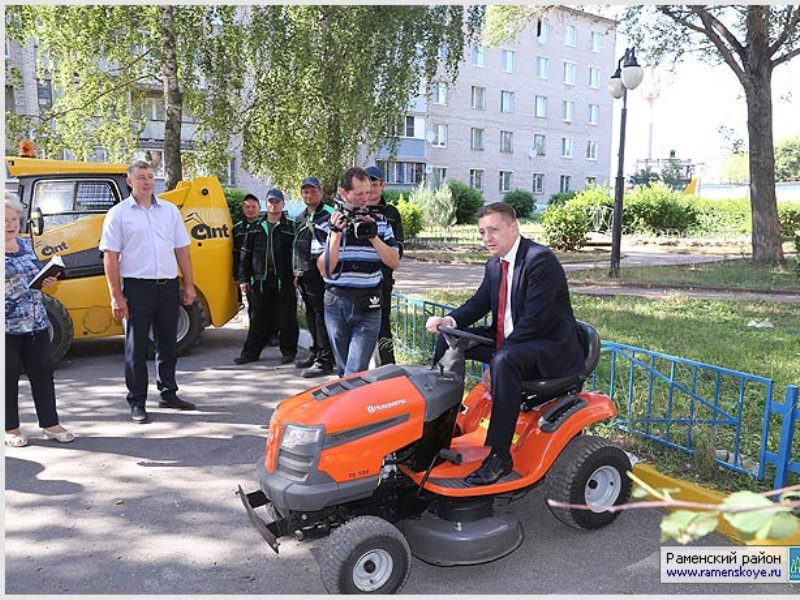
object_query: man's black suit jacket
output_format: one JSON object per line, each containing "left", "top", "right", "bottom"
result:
{"left": 449, "top": 236, "right": 585, "bottom": 379}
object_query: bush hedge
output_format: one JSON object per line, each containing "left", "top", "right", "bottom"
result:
{"left": 396, "top": 197, "right": 424, "bottom": 238}
{"left": 778, "top": 203, "right": 800, "bottom": 236}
{"left": 382, "top": 189, "right": 406, "bottom": 205}
{"left": 623, "top": 183, "right": 697, "bottom": 232}
{"left": 448, "top": 180, "right": 485, "bottom": 224}
{"left": 222, "top": 187, "right": 251, "bottom": 224}
{"left": 549, "top": 190, "right": 578, "bottom": 206}
{"left": 503, "top": 188, "right": 536, "bottom": 218}
{"left": 541, "top": 201, "right": 590, "bottom": 251}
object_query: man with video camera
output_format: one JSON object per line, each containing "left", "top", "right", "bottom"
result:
{"left": 312, "top": 167, "right": 399, "bottom": 376}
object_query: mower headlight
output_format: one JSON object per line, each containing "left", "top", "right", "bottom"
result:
{"left": 280, "top": 425, "right": 322, "bottom": 449}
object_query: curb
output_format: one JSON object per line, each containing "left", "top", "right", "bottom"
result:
{"left": 632, "top": 463, "right": 800, "bottom": 546}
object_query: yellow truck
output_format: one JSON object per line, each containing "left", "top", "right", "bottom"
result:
{"left": 5, "top": 156, "right": 239, "bottom": 364}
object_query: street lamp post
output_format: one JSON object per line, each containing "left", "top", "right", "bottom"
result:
{"left": 608, "top": 47, "right": 644, "bottom": 278}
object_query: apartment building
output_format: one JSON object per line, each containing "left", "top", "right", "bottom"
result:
{"left": 372, "top": 8, "right": 617, "bottom": 204}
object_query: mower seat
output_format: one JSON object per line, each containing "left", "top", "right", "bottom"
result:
{"left": 519, "top": 321, "right": 600, "bottom": 411}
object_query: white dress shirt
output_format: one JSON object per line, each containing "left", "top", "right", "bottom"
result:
{"left": 99, "top": 195, "right": 191, "bottom": 279}
{"left": 499, "top": 235, "right": 521, "bottom": 340}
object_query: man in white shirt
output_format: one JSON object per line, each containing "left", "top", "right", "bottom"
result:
{"left": 99, "top": 160, "right": 197, "bottom": 423}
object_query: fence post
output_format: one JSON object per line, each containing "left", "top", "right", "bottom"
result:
{"left": 772, "top": 385, "right": 799, "bottom": 490}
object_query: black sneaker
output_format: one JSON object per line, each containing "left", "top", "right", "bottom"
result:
{"left": 280, "top": 355, "right": 297, "bottom": 365}
{"left": 301, "top": 362, "right": 335, "bottom": 378}
{"left": 294, "top": 354, "right": 316, "bottom": 369}
{"left": 130, "top": 405, "right": 150, "bottom": 424}
{"left": 234, "top": 355, "right": 258, "bottom": 365}
{"left": 158, "top": 396, "right": 197, "bottom": 410}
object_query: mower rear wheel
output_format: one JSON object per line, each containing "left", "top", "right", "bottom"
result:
{"left": 319, "top": 516, "right": 411, "bottom": 594}
{"left": 544, "top": 435, "right": 632, "bottom": 530}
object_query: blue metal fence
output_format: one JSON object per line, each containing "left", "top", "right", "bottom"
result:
{"left": 390, "top": 292, "right": 800, "bottom": 487}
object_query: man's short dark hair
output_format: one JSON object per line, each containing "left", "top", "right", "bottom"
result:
{"left": 241, "top": 193, "right": 259, "bottom": 205}
{"left": 127, "top": 159, "right": 152, "bottom": 176}
{"left": 339, "top": 167, "right": 370, "bottom": 191}
{"left": 476, "top": 201, "right": 517, "bottom": 222}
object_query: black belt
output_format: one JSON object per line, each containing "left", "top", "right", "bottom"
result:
{"left": 128, "top": 277, "right": 176, "bottom": 285}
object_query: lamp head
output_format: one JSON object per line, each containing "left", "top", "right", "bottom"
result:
{"left": 608, "top": 68, "right": 624, "bottom": 99}
{"left": 621, "top": 47, "right": 644, "bottom": 90}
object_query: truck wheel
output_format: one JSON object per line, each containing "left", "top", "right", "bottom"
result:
{"left": 43, "top": 294, "right": 74, "bottom": 365}
{"left": 146, "top": 300, "right": 205, "bottom": 359}
{"left": 544, "top": 435, "right": 632, "bottom": 530}
{"left": 319, "top": 516, "right": 411, "bottom": 594}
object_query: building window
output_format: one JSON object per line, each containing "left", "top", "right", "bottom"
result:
{"left": 5, "top": 38, "right": 10, "bottom": 58}
{"left": 501, "top": 49, "right": 515, "bottom": 73}
{"left": 438, "top": 43, "right": 449, "bottom": 61}
{"left": 563, "top": 61, "right": 576, "bottom": 85}
{"left": 5, "top": 85, "right": 15, "bottom": 112}
{"left": 586, "top": 139, "right": 598, "bottom": 160}
{"left": 586, "top": 176, "right": 597, "bottom": 187}
{"left": 431, "top": 82, "right": 447, "bottom": 105}
{"left": 499, "top": 171, "right": 513, "bottom": 193}
{"left": 533, "top": 134, "right": 546, "bottom": 156}
{"left": 533, "top": 173, "right": 545, "bottom": 194}
{"left": 562, "top": 99, "right": 574, "bottom": 123}
{"left": 591, "top": 32, "right": 602, "bottom": 53}
{"left": 470, "top": 168, "right": 484, "bottom": 191}
{"left": 142, "top": 96, "right": 165, "bottom": 121}
{"left": 561, "top": 137, "right": 573, "bottom": 159}
{"left": 560, "top": 175, "right": 572, "bottom": 193}
{"left": 500, "top": 130, "right": 514, "bottom": 153}
{"left": 431, "top": 167, "right": 448, "bottom": 188}
{"left": 432, "top": 124, "right": 448, "bottom": 147}
{"left": 589, "top": 67, "right": 601, "bottom": 89}
{"left": 377, "top": 160, "right": 426, "bottom": 185}
{"left": 500, "top": 90, "right": 515, "bottom": 113}
{"left": 405, "top": 116, "right": 416, "bottom": 138}
{"left": 536, "top": 56, "right": 550, "bottom": 79}
{"left": 537, "top": 19, "right": 549, "bottom": 43}
{"left": 471, "top": 86, "right": 486, "bottom": 110}
{"left": 534, "top": 95, "right": 547, "bottom": 118}
{"left": 471, "top": 45, "right": 485, "bottom": 67}
{"left": 564, "top": 24, "right": 577, "bottom": 47}
{"left": 588, "top": 103, "right": 600, "bottom": 125}
{"left": 36, "top": 78, "right": 52, "bottom": 111}
{"left": 470, "top": 128, "right": 484, "bottom": 151}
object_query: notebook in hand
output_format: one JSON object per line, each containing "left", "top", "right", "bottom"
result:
{"left": 27, "top": 255, "right": 65, "bottom": 289}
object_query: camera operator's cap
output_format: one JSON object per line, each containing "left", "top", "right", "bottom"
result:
{"left": 364, "top": 166, "right": 384, "bottom": 181}
{"left": 300, "top": 176, "right": 322, "bottom": 189}
{"left": 265, "top": 188, "right": 285, "bottom": 203}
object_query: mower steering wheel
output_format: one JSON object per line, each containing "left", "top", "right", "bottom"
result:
{"left": 437, "top": 325, "right": 494, "bottom": 347}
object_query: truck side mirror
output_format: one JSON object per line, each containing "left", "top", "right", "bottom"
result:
{"left": 29, "top": 208, "right": 44, "bottom": 236}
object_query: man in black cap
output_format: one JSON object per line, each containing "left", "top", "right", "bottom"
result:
{"left": 232, "top": 193, "right": 262, "bottom": 320}
{"left": 292, "top": 177, "right": 335, "bottom": 377}
{"left": 365, "top": 165, "right": 404, "bottom": 365}
{"left": 234, "top": 188, "right": 298, "bottom": 365}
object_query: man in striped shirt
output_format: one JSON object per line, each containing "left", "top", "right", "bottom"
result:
{"left": 312, "top": 167, "right": 399, "bottom": 376}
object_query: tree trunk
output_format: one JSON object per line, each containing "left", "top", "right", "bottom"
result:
{"left": 744, "top": 8, "right": 784, "bottom": 264}
{"left": 159, "top": 6, "right": 183, "bottom": 192}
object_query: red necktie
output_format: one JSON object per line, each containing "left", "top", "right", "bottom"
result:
{"left": 496, "top": 259, "right": 509, "bottom": 349}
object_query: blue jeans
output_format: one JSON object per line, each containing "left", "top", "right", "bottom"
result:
{"left": 323, "top": 289, "right": 381, "bottom": 377}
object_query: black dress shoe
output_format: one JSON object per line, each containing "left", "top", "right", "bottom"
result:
{"left": 280, "top": 355, "right": 297, "bottom": 365}
{"left": 301, "top": 362, "right": 335, "bottom": 378}
{"left": 465, "top": 451, "right": 513, "bottom": 486}
{"left": 158, "top": 396, "right": 196, "bottom": 410}
{"left": 295, "top": 354, "right": 316, "bottom": 369}
{"left": 130, "top": 405, "right": 150, "bottom": 424}
{"left": 234, "top": 355, "right": 258, "bottom": 365}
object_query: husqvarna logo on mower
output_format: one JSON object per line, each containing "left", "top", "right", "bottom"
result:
{"left": 367, "top": 399, "right": 407, "bottom": 414}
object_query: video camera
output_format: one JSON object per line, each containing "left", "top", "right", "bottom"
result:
{"left": 332, "top": 195, "right": 378, "bottom": 240}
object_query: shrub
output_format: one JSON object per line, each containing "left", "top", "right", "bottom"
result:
{"left": 549, "top": 190, "right": 578, "bottom": 206}
{"left": 541, "top": 202, "right": 589, "bottom": 251}
{"left": 567, "top": 185, "right": 614, "bottom": 233}
{"left": 688, "top": 197, "right": 751, "bottom": 234}
{"left": 795, "top": 233, "right": 800, "bottom": 277}
{"left": 410, "top": 181, "right": 456, "bottom": 228}
{"left": 222, "top": 187, "right": 251, "bottom": 224}
{"left": 503, "top": 188, "right": 535, "bottom": 218}
{"left": 623, "top": 183, "right": 697, "bottom": 232}
{"left": 777, "top": 203, "right": 800, "bottom": 236}
{"left": 382, "top": 189, "right": 406, "bottom": 205}
{"left": 448, "top": 180, "right": 485, "bottom": 224}
{"left": 395, "top": 197, "right": 424, "bottom": 238}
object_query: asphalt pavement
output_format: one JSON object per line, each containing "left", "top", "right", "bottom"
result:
{"left": 5, "top": 315, "right": 798, "bottom": 595}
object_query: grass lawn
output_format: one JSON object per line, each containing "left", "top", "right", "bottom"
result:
{"left": 567, "top": 258, "right": 800, "bottom": 292}
{"left": 405, "top": 245, "right": 611, "bottom": 265}
{"left": 403, "top": 290, "right": 799, "bottom": 491}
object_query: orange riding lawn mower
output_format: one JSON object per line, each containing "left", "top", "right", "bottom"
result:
{"left": 238, "top": 322, "right": 632, "bottom": 593}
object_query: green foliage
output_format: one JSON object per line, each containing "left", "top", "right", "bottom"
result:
{"left": 659, "top": 158, "right": 691, "bottom": 191}
{"left": 381, "top": 189, "right": 405, "bottom": 205}
{"left": 482, "top": 5, "right": 550, "bottom": 46}
{"left": 795, "top": 233, "right": 800, "bottom": 277}
{"left": 447, "top": 180, "right": 485, "bottom": 224}
{"left": 410, "top": 181, "right": 456, "bottom": 228}
{"left": 720, "top": 153, "right": 749, "bottom": 184}
{"left": 222, "top": 187, "right": 251, "bottom": 224}
{"left": 689, "top": 197, "right": 751, "bottom": 234}
{"left": 624, "top": 183, "right": 697, "bottom": 232}
{"left": 775, "top": 136, "right": 800, "bottom": 182}
{"left": 548, "top": 190, "right": 578, "bottom": 206}
{"left": 541, "top": 202, "right": 589, "bottom": 251}
{"left": 777, "top": 204, "right": 800, "bottom": 236}
{"left": 395, "top": 198, "right": 424, "bottom": 238}
{"left": 630, "top": 167, "right": 660, "bottom": 186}
{"left": 502, "top": 188, "right": 535, "bottom": 218}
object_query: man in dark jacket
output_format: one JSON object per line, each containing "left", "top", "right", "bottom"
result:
{"left": 426, "top": 202, "right": 584, "bottom": 486}
{"left": 232, "top": 193, "right": 262, "bottom": 318}
{"left": 365, "top": 165, "right": 404, "bottom": 365}
{"left": 234, "top": 188, "right": 298, "bottom": 365}
{"left": 293, "top": 177, "right": 335, "bottom": 377}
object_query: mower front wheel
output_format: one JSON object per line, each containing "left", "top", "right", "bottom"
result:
{"left": 318, "top": 516, "right": 411, "bottom": 594}
{"left": 544, "top": 435, "right": 632, "bottom": 530}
